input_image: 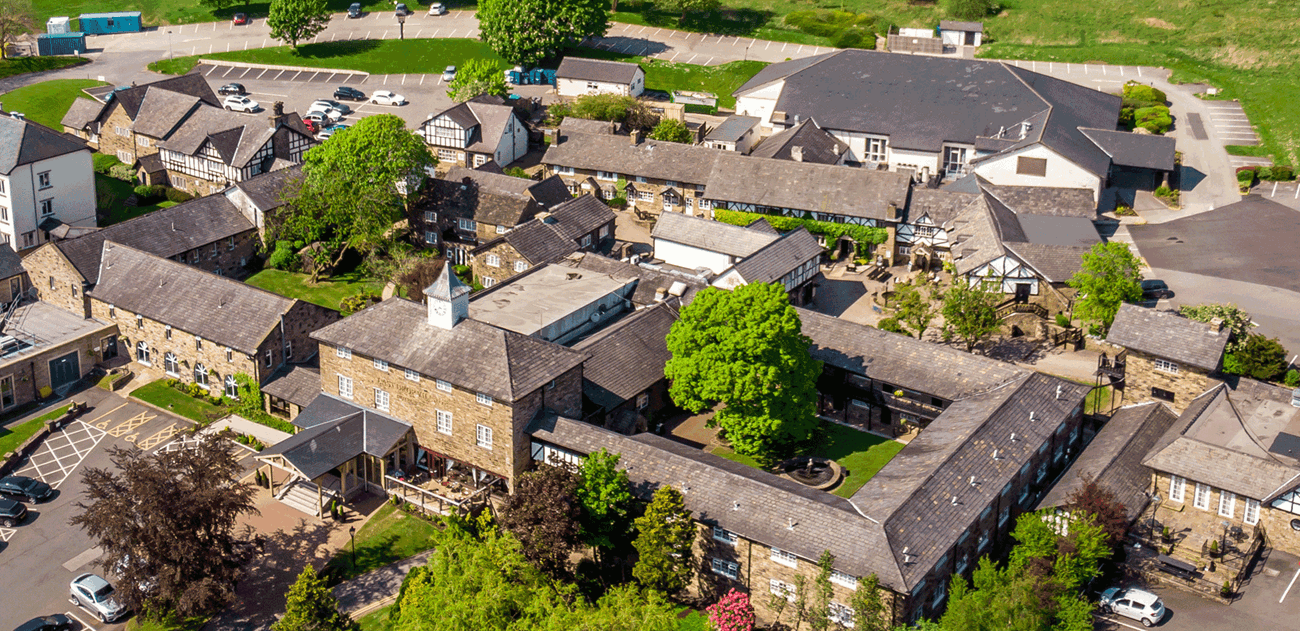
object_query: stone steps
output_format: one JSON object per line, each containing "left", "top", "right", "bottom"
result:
{"left": 280, "top": 481, "right": 326, "bottom": 517}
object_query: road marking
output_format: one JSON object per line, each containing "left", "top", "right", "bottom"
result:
{"left": 1272, "top": 182, "right": 1278, "bottom": 196}
{"left": 64, "top": 611, "right": 94, "bottom": 631}
{"left": 0, "top": 527, "right": 14, "bottom": 541}
{"left": 782, "top": 42, "right": 788, "bottom": 51}
{"left": 402, "top": 74, "right": 406, "bottom": 85}
{"left": 137, "top": 423, "right": 179, "bottom": 451}
{"left": 273, "top": 69, "right": 285, "bottom": 80}
{"left": 797, "top": 44, "right": 804, "bottom": 54}
{"left": 88, "top": 403, "right": 129, "bottom": 429}
{"left": 384, "top": 75, "right": 388, "bottom": 84}
{"left": 416, "top": 29, "right": 423, "bottom": 37}
{"left": 1137, "top": 66, "right": 1143, "bottom": 77}
{"left": 1085, "top": 64, "right": 1089, "bottom": 75}
{"left": 1093, "top": 614, "right": 1146, "bottom": 631}
{"left": 431, "top": 29, "right": 438, "bottom": 37}
{"left": 687, "top": 54, "right": 696, "bottom": 63}
{"left": 382, "top": 30, "right": 388, "bottom": 38}
{"left": 366, "top": 30, "right": 371, "bottom": 38}
{"left": 63, "top": 546, "right": 104, "bottom": 572}
{"left": 108, "top": 411, "right": 155, "bottom": 437}
{"left": 1281, "top": 565, "right": 1300, "bottom": 603}
{"left": 420, "top": 74, "right": 425, "bottom": 85}
{"left": 765, "top": 40, "right": 770, "bottom": 49}
{"left": 638, "top": 26, "right": 646, "bottom": 33}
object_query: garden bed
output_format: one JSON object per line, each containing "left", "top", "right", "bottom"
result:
{"left": 709, "top": 421, "right": 905, "bottom": 498}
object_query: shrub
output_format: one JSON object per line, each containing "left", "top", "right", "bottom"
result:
{"left": 1256, "top": 167, "right": 1274, "bottom": 181}
{"left": 267, "top": 241, "right": 299, "bottom": 271}
{"left": 878, "top": 317, "right": 909, "bottom": 336}
{"left": 502, "top": 166, "right": 531, "bottom": 179}
{"left": 108, "top": 164, "right": 136, "bottom": 182}
{"left": 1285, "top": 369, "right": 1300, "bottom": 388}
{"left": 605, "top": 195, "right": 628, "bottom": 208}
{"left": 93, "top": 153, "right": 123, "bottom": 174}
{"left": 1235, "top": 165, "right": 1257, "bottom": 176}
{"left": 943, "top": 0, "right": 994, "bottom": 21}
{"left": 340, "top": 292, "right": 380, "bottom": 315}
{"left": 1054, "top": 313, "right": 1071, "bottom": 328}
{"left": 1134, "top": 105, "right": 1172, "bottom": 134}
{"left": 1122, "top": 81, "right": 1167, "bottom": 107}
{"left": 165, "top": 188, "right": 194, "bottom": 203}
{"left": 1263, "top": 165, "right": 1294, "bottom": 181}
{"left": 833, "top": 27, "right": 876, "bottom": 49}
{"left": 1155, "top": 185, "right": 1172, "bottom": 196}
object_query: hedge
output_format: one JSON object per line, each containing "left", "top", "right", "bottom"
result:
{"left": 714, "top": 208, "right": 888, "bottom": 249}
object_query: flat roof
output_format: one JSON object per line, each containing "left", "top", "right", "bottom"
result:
{"left": 469, "top": 265, "right": 636, "bottom": 337}
{"left": 0, "top": 302, "right": 115, "bottom": 365}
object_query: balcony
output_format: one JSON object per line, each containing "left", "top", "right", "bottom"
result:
{"left": 880, "top": 391, "right": 943, "bottom": 420}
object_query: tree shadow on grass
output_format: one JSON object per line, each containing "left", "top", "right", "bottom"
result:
{"left": 617, "top": 2, "right": 776, "bottom": 37}
{"left": 291, "top": 39, "right": 385, "bottom": 61}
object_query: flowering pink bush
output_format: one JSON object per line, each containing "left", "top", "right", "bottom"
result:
{"left": 707, "top": 589, "right": 755, "bottom": 631}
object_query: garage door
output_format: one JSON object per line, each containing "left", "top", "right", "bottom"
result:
{"left": 49, "top": 351, "right": 80, "bottom": 389}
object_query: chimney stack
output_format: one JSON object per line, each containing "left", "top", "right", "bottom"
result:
{"left": 791, "top": 145, "right": 804, "bottom": 162}
{"left": 273, "top": 101, "right": 285, "bottom": 116}
{"left": 1210, "top": 317, "right": 1225, "bottom": 332}
{"left": 630, "top": 129, "right": 643, "bottom": 146}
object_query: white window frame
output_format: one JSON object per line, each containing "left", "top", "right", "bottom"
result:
{"left": 1244, "top": 498, "right": 1260, "bottom": 525}
{"left": 339, "top": 375, "right": 353, "bottom": 399}
{"left": 514, "top": 260, "right": 528, "bottom": 273}
{"left": 831, "top": 570, "right": 857, "bottom": 590}
{"left": 495, "top": 225, "right": 507, "bottom": 234}
{"left": 486, "top": 254, "right": 501, "bottom": 267}
{"left": 476, "top": 424, "right": 493, "bottom": 449}
{"left": 193, "top": 363, "right": 209, "bottom": 389}
{"left": 374, "top": 358, "right": 389, "bottom": 372}
{"left": 164, "top": 352, "right": 179, "bottom": 377}
{"left": 829, "top": 602, "right": 855, "bottom": 628}
{"left": 1194, "top": 482, "right": 1211, "bottom": 511}
{"left": 711, "top": 526, "right": 737, "bottom": 546}
{"left": 866, "top": 136, "right": 888, "bottom": 163}
{"left": 1153, "top": 359, "right": 1179, "bottom": 374}
{"left": 770, "top": 579, "right": 796, "bottom": 602}
{"left": 374, "top": 387, "right": 390, "bottom": 412}
{"left": 1218, "top": 490, "right": 1236, "bottom": 518}
{"left": 596, "top": 171, "right": 617, "bottom": 182}
{"left": 482, "top": 276, "right": 495, "bottom": 288}
{"left": 476, "top": 392, "right": 493, "bottom": 406}
{"left": 1168, "top": 475, "right": 1186, "bottom": 503}
{"left": 771, "top": 547, "right": 797, "bottom": 568}
{"left": 436, "top": 410, "right": 453, "bottom": 435}
{"left": 436, "top": 379, "right": 453, "bottom": 392}
{"left": 336, "top": 346, "right": 352, "bottom": 359}
{"left": 405, "top": 368, "right": 420, "bottom": 382}
{"left": 710, "top": 558, "right": 739, "bottom": 579}
{"left": 636, "top": 392, "right": 650, "bottom": 410}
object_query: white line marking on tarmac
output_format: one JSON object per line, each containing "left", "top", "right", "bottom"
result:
{"left": 1280, "top": 565, "right": 1300, "bottom": 603}
{"left": 63, "top": 546, "right": 104, "bottom": 572}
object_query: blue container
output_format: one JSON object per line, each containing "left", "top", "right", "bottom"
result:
{"left": 78, "top": 12, "right": 142, "bottom": 34}
{"left": 37, "top": 32, "right": 87, "bottom": 56}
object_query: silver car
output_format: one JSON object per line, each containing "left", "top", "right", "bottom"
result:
{"left": 70, "top": 573, "right": 127, "bottom": 623}
{"left": 1100, "top": 586, "right": 1166, "bottom": 627}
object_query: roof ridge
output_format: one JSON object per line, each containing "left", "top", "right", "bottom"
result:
{"left": 99, "top": 239, "right": 297, "bottom": 307}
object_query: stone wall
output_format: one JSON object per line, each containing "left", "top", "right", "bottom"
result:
{"left": 25, "top": 244, "right": 92, "bottom": 318}
{"left": 91, "top": 298, "right": 264, "bottom": 387}
{"left": 552, "top": 166, "right": 710, "bottom": 218}
{"left": 277, "top": 301, "right": 338, "bottom": 366}
{"left": 0, "top": 273, "right": 28, "bottom": 305}
{"left": 1123, "top": 350, "right": 1216, "bottom": 414}
{"left": 98, "top": 106, "right": 139, "bottom": 165}
{"left": 470, "top": 240, "right": 531, "bottom": 287}
{"left": 0, "top": 323, "right": 114, "bottom": 410}
{"left": 1151, "top": 470, "right": 1300, "bottom": 557}
{"left": 169, "top": 230, "right": 261, "bottom": 279}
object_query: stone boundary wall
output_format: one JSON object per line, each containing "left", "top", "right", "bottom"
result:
{"left": 0, "top": 400, "right": 87, "bottom": 476}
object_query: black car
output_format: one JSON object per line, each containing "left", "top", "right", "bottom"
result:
{"left": 395, "top": 3, "right": 411, "bottom": 16}
{"left": 334, "top": 86, "right": 366, "bottom": 101}
{"left": 0, "top": 498, "right": 26, "bottom": 526}
{"left": 218, "top": 83, "right": 246, "bottom": 96}
{"left": 0, "top": 476, "right": 53, "bottom": 502}
{"left": 347, "top": 2, "right": 362, "bottom": 18}
{"left": 13, "top": 615, "right": 73, "bottom": 631}
{"left": 1140, "top": 279, "right": 1173, "bottom": 302}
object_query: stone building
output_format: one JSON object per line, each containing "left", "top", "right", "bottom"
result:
{"left": 417, "top": 96, "right": 529, "bottom": 168}
{"left": 58, "top": 74, "right": 220, "bottom": 168}
{"left": 86, "top": 241, "right": 337, "bottom": 387}
{"left": 1104, "top": 303, "right": 1229, "bottom": 413}
{"left": 570, "top": 301, "right": 678, "bottom": 431}
{"left": 468, "top": 194, "right": 615, "bottom": 287}
{"left": 157, "top": 106, "right": 315, "bottom": 197}
{"left": 0, "top": 247, "right": 29, "bottom": 305}
{"left": 0, "top": 301, "right": 117, "bottom": 409}
{"left": 262, "top": 359, "right": 321, "bottom": 422}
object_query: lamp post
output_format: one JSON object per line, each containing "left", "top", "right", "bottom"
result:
{"left": 1147, "top": 492, "right": 1161, "bottom": 540}
{"left": 397, "top": 13, "right": 406, "bottom": 40}
{"left": 349, "top": 525, "right": 357, "bottom": 570}
{"left": 167, "top": 30, "right": 173, "bottom": 59}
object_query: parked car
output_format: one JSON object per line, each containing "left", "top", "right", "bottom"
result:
{"left": 232, "top": 12, "right": 248, "bottom": 25}
{"left": 0, "top": 498, "right": 27, "bottom": 527}
{"left": 69, "top": 573, "right": 127, "bottom": 623}
{"left": 369, "top": 90, "right": 407, "bottom": 106}
{"left": 302, "top": 118, "right": 319, "bottom": 134}
{"left": 0, "top": 476, "right": 53, "bottom": 503}
{"left": 312, "top": 99, "right": 352, "bottom": 115}
{"left": 222, "top": 95, "right": 260, "bottom": 113}
{"left": 428, "top": 2, "right": 447, "bottom": 15}
{"left": 334, "top": 86, "right": 367, "bottom": 101}
{"left": 217, "top": 82, "right": 246, "bottom": 96}
{"left": 308, "top": 104, "right": 344, "bottom": 120}
{"left": 302, "top": 111, "right": 336, "bottom": 125}
{"left": 1100, "top": 587, "right": 1165, "bottom": 627}
{"left": 318, "top": 123, "right": 350, "bottom": 140}
{"left": 13, "top": 615, "right": 74, "bottom": 631}
{"left": 1140, "top": 279, "right": 1173, "bottom": 302}
{"left": 394, "top": 3, "right": 411, "bottom": 16}
{"left": 347, "top": 2, "right": 362, "bottom": 18}
{"left": 441, "top": 65, "right": 456, "bottom": 82}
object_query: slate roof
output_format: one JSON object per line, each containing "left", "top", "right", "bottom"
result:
{"left": 798, "top": 307, "right": 1026, "bottom": 401}
{"left": 1106, "top": 304, "right": 1228, "bottom": 371}
{"left": 748, "top": 119, "right": 847, "bottom": 164}
{"left": 428, "top": 168, "right": 546, "bottom": 227}
{"left": 61, "top": 98, "right": 106, "bottom": 130}
{"left": 263, "top": 394, "right": 412, "bottom": 479}
{"left": 88, "top": 242, "right": 297, "bottom": 355}
{"left": 447, "top": 167, "right": 574, "bottom": 210}
{"left": 310, "top": 297, "right": 587, "bottom": 401}
{"left": 652, "top": 211, "right": 778, "bottom": 258}
{"left": 1081, "top": 128, "right": 1177, "bottom": 171}
{"left": 726, "top": 227, "right": 821, "bottom": 285}
{"left": 0, "top": 244, "right": 25, "bottom": 280}
{"left": 527, "top": 413, "right": 905, "bottom": 590}
{"left": 558, "top": 117, "right": 617, "bottom": 136}
{"left": 492, "top": 194, "right": 615, "bottom": 264}
{"left": 132, "top": 87, "right": 203, "bottom": 139}
{"left": 262, "top": 362, "right": 322, "bottom": 409}
{"left": 1003, "top": 243, "right": 1093, "bottom": 283}
{"left": 555, "top": 57, "right": 643, "bottom": 84}
{"left": 423, "top": 100, "right": 521, "bottom": 155}
{"left": 906, "top": 188, "right": 978, "bottom": 226}
{"left": 947, "top": 190, "right": 1098, "bottom": 280}
{"left": 560, "top": 253, "right": 708, "bottom": 306}
{"left": 705, "top": 115, "right": 760, "bottom": 143}
{"left": 109, "top": 74, "right": 221, "bottom": 120}
{"left": 705, "top": 152, "right": 910, "bottom": 221}
{"left": 543, "top": 133, "right": 720, "bottom": 185}
{"left": 1038, "top": 402, "right": 1180, "bottom": 522}
{"left": 232, "top": 163, "right": 301, "bottom": 211}
{"left": 981, "top": 182, "right": 1097, "bottom": 219}
{"left": 0, "top": 113, "right": 89, "bottom": 175}
{"left": 53, "top": 193, "right": 256, "bottom": 284}
{"left": 939, "top": 20, "right": 984, "bottom": 32}
{"left": 159, "top": 106, "right": 309, "bottom": 168}
{"left": 572, "top": 302, "right": 677, "bottom": 410}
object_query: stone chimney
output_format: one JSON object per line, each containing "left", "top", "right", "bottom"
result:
{"left": 273, "top": 101, "right": 284, "bottom": 116}
{"left": 630, "top": 129, "right": 643, "bottom": 146}
{"left": 1210, "top": 317, "right": 1225, "bottom": 332}
{"left": 791, "top": 145, "right": 804, "bottom": 162}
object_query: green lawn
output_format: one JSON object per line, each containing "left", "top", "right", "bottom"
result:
{"left": 357, "top": 605, "right": 395, "bottom": 631}
{"left": 246, "top": 269, "right": 381, "bottom": 312}
{"left": 28, "top": 0, "right": 452, "bottom": 29}
{"left": 0, "top": 78, "right": 106, "bottom": 131}
{"left": 608, "top": 4, "right": 833, "bottom": 47}
{"left": 0, "top": 56, "right": 89, "bottom": 80}
{"left": 0, "top": 404, "right": 71, "bottom": 455}
{"left": 559, "top": 48, "right": 767, "bottom": 110}
{"left": 324, "top": 503, "right": 440, "bottom": 582}
{"left": 95, "top": 174, "right": 178, "bottom": 226}
{"left": 711, "top": 421, "right": 906, "bottom": 498}
{"left": 131, "top": 380, "right": 228, "bottom": 423}
{"left": 678, "top": 609, "right": 709, "bottom": 631}
{"left": 150, "top": 38, "right": 506, "bottom": 76}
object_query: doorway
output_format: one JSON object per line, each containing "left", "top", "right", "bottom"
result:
{"left": 1014, "top": 283, "right": 1031, "bottom": 303}
{"left": 49, "top": 351, "right": 80, "bottom": 389}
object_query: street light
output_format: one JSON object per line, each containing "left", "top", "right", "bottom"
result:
{"left": 397, "top": 13, "right": 406, "bottom": 40}
{"left": 349, "top": 525, "right": 357, "bottom": 569}
{"left": 167, "top": 29, "right": 173, "bottom": 59}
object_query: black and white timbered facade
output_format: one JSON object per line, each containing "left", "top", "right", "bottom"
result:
{"left": 157, "top": 111, "right": 315, "bottom": 197}
{"left": 419, "top": 98, "right": 529, "bottom": 168}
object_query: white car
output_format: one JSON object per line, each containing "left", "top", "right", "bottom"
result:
{"left": 222, "top": 95, "right": 260, "bottom": 113}
{"left": 70, "top": 573, "right": 127, "bottom": 623}
{"left": 1100, "top": 587, "right": 1166, "bottom": 627}
{"left": 428, "top": 3, "right": 446, "bottom": 15}
{"left": 311, "top": 99, "right": 352, "bottom": 115}
{"left": 302, "top": 111, "right": 336, "bottom": 125}
{"left": 307, "top": 106, "right": 344, "bottom": 121}
{"left": 441, "top": 65, "right": 456, "bottom": 82}
{"left": 369, "top": 90, "right": 407, "bottom": 106}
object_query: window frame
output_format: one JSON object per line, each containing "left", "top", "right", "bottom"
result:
{"left": 1168, "top": 475, "right": 1186, "bottom": 503}
{"left": 339, "top": 375, "right": 354, "bottom": 399}
{"left": 1218, "top": 490, "right": 1236, "bottom": 518}
{"left": 1244, "top": 498, "right": 1261, "bottom": 525}
{"left": 710, "top": 558, "right": 739, "bottom": 580}
{"left": 711, "top": 526, "right": 737, "bottom": 546}
{"left": 374, "top": 387, "right": 390, "bottom": 412}
{"left": 476, "top": 424, "right": 493, "bottom": 449}
{"left": 436, "top": 409, "right": 453, "bottom": 435}
{"left": 374, "top": 358, "right": 389, "bottom": 372}
{"left": 476, "top": 392, "right": 493, "bottom": 407}
{"left": 771, "top": 547, "right": 797, "bottom": 568}
{"left": 405, "top": 368, "right": 420, "bottom": 382}
{"left": 1153, "top": 359, "right": 1180, "bottom": 374}
{"left": 1193, "top": 482, "right": 1211, "bottom": 511}
{"left": 436, "top": 379, "right": 453, "bottom": 393}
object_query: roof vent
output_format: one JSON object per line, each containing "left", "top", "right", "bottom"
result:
{"left": 969, "top": 476, "right": 977, "bottom": 486}
{"left": 1030, "top": 411, "right": 1037, "bottom": 422}
{"left": 787, "top": 517, "right": 796, "bottom": 530}
{"left": 1019, "top": 121, "right": 1032, "bottom": 139}
{"left": 1055, "top": 385, "right": 1062, "bottom": 400}
{"left": 950, "top": 496, "right": 958, "bottom": 506}
{"left": 992, "top": 448, "right": 1001, "bottom": 460}
{"left": 1010, "top": 432, "right": 1018, "bottom": 442}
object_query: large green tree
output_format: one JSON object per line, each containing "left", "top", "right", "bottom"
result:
{"left": 649, "top": 118, "right": 693, "bottom": 143}
{"left": 447, "top": 58, "right": 510, "bottom": 102}
{"left": 632, "top": 485, "right": 696, "bottom": 594}
{"left": 498, "top": 464, "right": 582, "bottom": 578}
{"left": 1068, "top": 242, "right": 1143, "bottom": 332}
{"left": 849, "top": 574, "right": 890, "bottom": 631}
{"left": 0, "top": 0, "right": 35, "bottom": 60}
{"left": 665, "top": 283, "right": 821, "bottom": 466}
{"left": 941, "top": 278, "right": 1000, "bottom": 353}
{"left": 893, "top": 279, "right": 937, "bottom": 339}
{"left": 267, "top": 0, "right": 331, "bottom": 50}
{"left": 275, "top": 114, "right": 435, "bottom": 281}
{"left": 1178, "top": 303, "right": 1253, "bottom": 352}
{"left": 477, "top": 0, "right": 608, "bottom": 66}
{"left": 1230, "top": 334, "right": 1289, "bottom": 381}
{"left": 575, "top": 449, "right": 636, "bottom": 554}
{"left": 272, "top": 566, "right": 357, "bottom": 631}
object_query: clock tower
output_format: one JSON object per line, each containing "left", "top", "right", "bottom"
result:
{"left": 424, "top": 261, "right": 470, "bottom": 330}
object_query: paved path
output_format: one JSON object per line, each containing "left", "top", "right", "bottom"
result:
{"left": 331, "top": 549, "right": 434, "bottom": 615}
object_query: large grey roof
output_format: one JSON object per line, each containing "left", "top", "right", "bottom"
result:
{"left": 543, "top": 133, "right": 720, "bottom": 185}
{"left": 495, "top": 194, "right": 614, "bottom": 264}
{"left": 60, "top": 98, "right": 106, "bottom": 130}
{"left": 52, "top": 193, "right": 256, "bottom": 284}
{"left": 263, "top": 394, "right": 411, "bottom": 479}
{"left": 425, "top": 170, "right": 545, "bottom": 228}
{"left": 1081, "top": 128, "right": 1177, "bottom": 171}
{"left": 1003, "top": 242, "right": 1092, "bottom": 283}
{"left": 158, "top": 105, "right": 310, "bottom": 168}
{"left": 527, "top": 413, "right": 905, "bottom": 590}
{"left": 980, "top": 182, "right": 1097, "bottom": 219}
{"left": 726, "top": 227, "right": 822, "bottom": 285}
{"left": 444, "top": 166, "right": 572, "bottom": 209}
{"left": 573, "top": 302, "right": 677, "bottom": 409}
{"left": 88, "top": 242, "right": 296, "bottom": 354}
{"left": 948, "top": 189, "right": 1098, "bottom": 280}
{"left": 262, "top": 361, "right": 322, "bottom": 409}
{"left": 704, "top": 152, "right": 910, "bottom": 221}
{"left": 555, "top": 57, "right": 643, "bottom": 84}
{"left": 108, "top": 74, "right": 220, "bottom": 120}
{"left": 560, "top": 253, "right": 708, "bottom": 306}
{"left": 1106, "top": 303, "right": 1228, "bottom": 371}
{"left": 906, "top": 188, "right": 978, "bottom": 226}
{"left": 705, "top": 115, "right": 760, "bottom": 143}
{"left": 0, "top": 113, "right": 89, "bottom": 175}
{"left": 132, "top": 87, "right": 203, "bottom": 139}
{"left": 652, "top": 212, "right": 778, "bottom": 258}
{"left": 232, "top": 163, "right": 301, "bottom": 211}
{"left": 558, "top": 117, "right": 618, "bottom": 136}
{"left": 748, "top": 119, "right": 846, "bottom": 164}
{"left": 310, "top": 297, "right": 587, "bottom": 401}
{"left": 1038, "top": 402, "right": 1179, "bottom": 522}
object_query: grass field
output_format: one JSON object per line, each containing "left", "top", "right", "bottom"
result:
{"left": 95, "top": 174, "right": 179, "bottom": 226}
{"left": 245, "top": 269, "right": 382, "bottom": 311}
{"left": 131, "top": 380, "right": 227, "bottom": 423}
{"left": 357, "top": 605, "right": 395, "bottom": 631}
{"left": 0, "top": 404, "right": 71, "bottom": 455}
{"left": 0, "top": 56, "right": 89, "bottom": 80}
{"left": 0, "top": 78, "right": 106, "bottom": 130}
{"left": 149, "top": 38, "right": 505, "bottom": 76}
{"left": 712, "top": 421, "right": 906, "bottom": 498}
{"left": 28, "top": 0, "right": 451, "bottom": 29}
{"left": 324, "top": 503, "right": 439, "bottom": 581}
{"left": 561, "top": 47, "right": 765, "bottom": 109}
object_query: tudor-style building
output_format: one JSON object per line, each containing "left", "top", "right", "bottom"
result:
{"left": 1103, "top": 303, "right": 1230, "bottom": 413}
{"left": 59, "top": 74, "right": 220, "bottom": 169}
{"left": 157, "top": 106, "right": 315, "bottom": 197}
{"left": 418, "top": 97, "right": 529, "bottom": 168}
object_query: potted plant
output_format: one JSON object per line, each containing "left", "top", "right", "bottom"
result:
{"left": 1161, "top": 526, "right": 1172, "bottom": 543}
{"left": 1208, "top": 539, "right": 1219, "bottom": 558}
{"left": 1220, "top": 580, "right": 1232, "bottom": 598}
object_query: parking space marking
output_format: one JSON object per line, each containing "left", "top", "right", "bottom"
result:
{"left": 14, "top": 421, "right": 107, "bottom": 489}
{"left": 137, "top": 423, "right": 179, "bottom": 451}
{"left": 107, "top": 411, "right": 155, "bottom": 437}
{"left": 64, "top": 611, "right": 95, "bottom": 631}
{"left": 0, "top": 527, "right": 14, "bottom": 541}
{"left": 1093, "top": 614, "right": 1145, "bottom": 631}
{"left": 88, "top": 403, "right": 128, "bottom": 429}
{"left": 63, "top": 546, "right": 104, "bottom": 572}
{"left": 1282, "top": 565, "right": 1300, "bottom": 603}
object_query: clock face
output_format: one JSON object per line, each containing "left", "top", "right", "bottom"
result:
{"left": 432, "top": 302, "right": 447, "bottom": 316}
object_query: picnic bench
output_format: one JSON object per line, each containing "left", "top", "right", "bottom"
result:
{"left": 1155, "top": 554, "right": 1196, "bottom": 580}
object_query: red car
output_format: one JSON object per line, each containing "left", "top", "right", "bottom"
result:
{"left": 302, "top": 118, "right": 318, "bottom": 134}
{"left": 232, "top": 13, "right": 248, "bottom": 25}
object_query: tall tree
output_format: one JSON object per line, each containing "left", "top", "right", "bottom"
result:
{"left": 267, "top": 0, "right": 331, "bottom": 50}
{"left": 632, "top": 485, "right": 696, "bottom": 594}
{"left": 272, "top": 566, "right": 358, "bottom": 631}
{"left": 71, "top": 439, "right": 259, "bottom": 618}
{"left": 498, "top": 464, "right": 582, "bottom": 578}
{"left": 275, "top": 114, "right": 435, "bottom": 281}
{"left": 809, "top": 551, "right": 836, "bottom": 631}
{"left": 1064, "top": 477, "right": 1128, "bottom": 551}
{"left": 893, "top": 279, "right": 937, "bottom": 339}
{"left": 0, "top": 0, "right": 35, "bottom": 60}
{"left": 941, "top": 278, "right": 1000, "bottom": 353}
{"left": 649, "top": 118, "right": 693, "bottom": 143}
{"left": 477, "top": 0, "right": 608, "bottom": 66}
{"left": 849, "top": 574, "right": 889, "bottom": 631}
{"left": 654, "top": 0, "right": 722, "bottom": 23}
{"left": 1067, "top": 242, "right": 1143, "bottom": 332}
{"left": 575, "top": 448, "right": 635, "bottom": 554}
{"left": 665, "top": 284, "right": 822, "bottom": 466}
{"left": 447, "top": 58, "right": 510, "bottom": 102}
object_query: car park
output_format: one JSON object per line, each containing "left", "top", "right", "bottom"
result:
{"left": 347, "top": 2, "right": 362, "bottom": 18}
{"left": 395, "top": 3, "right": 411, "bottom": 16}
{"left": 369, "top": 90, "right": 407, "bottom": 106}
{"left": 232, "top": 13, "right": 248, "bottom": 25}
{"left": 0, "top": 476, "right": 53, "bottom": 503}
{"left": 12, "top": 615, "right": 74, "bottom": 631}
{"left": 428, "top": 2, "right": 447, "bottom": 15}
{"left": 312, "top": 99, "right": 352, "bottom": 115}
{"left": 442, "top": 65, "right": 457, "bottom": 82}
{"left": 222, "top": 95, "right": 260, "bottom": 113}
{"left": 218, "top": 83, "right": 246, "bottom": 96}
{"left": 0, "top": 497, "right": 27, "bottom": 526}
{"left": 334, "top": 86, "right": 367, "bottom": 102}
{"left": 303, "top": 111, "right": 336, "bottom": 126}
{"left": 1100, "top": 587, "right": 1165, "bottom": 627}
{"left": 69, "top": 573, "right": 128, "bottom": 623}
